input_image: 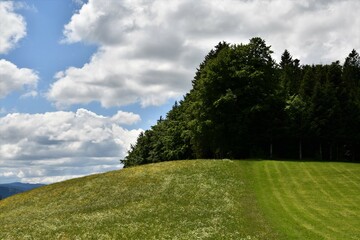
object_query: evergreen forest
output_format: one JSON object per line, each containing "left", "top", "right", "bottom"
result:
{"left": 122, "top": 37, "right": 360, "bottom": 167}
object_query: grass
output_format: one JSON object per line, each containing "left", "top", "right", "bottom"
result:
{"left": 251, "top": 161, "right": 360, "bottom": 240}
{"left": 0, "top": 160, "right": 359, "bottom": 239}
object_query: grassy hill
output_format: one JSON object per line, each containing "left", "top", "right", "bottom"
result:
{"left": 0, "top": 160, "right": 359, "bottom": 239}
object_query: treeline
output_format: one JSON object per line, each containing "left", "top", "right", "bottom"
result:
{"left": 122, "top": 37, "right": 360, "bottom": 167}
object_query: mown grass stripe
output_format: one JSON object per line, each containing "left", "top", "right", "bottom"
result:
{"left": 300, "top": 162, "right": 360, "bottom": 239}
{"left": 298, "top": 162, "right": 357, "bottom": 234}
{"left": 273, "top": 161, "right": 333, "bottom": 239}
{"left": 300, "top": 162, "right": 351, "bottom": 213}
{"left": 259, "top": 161, "right": 297, "bottom": 238}
{"left": 263, "top": 161, "right": 326, "bottom": 239}
{"left": 308, "top": 163, "right": 358, "bottom": 210}
{"left": 255, "top": 161, "right": 360, "bottom": 240}
{"left": 328, "top": 163, "right": 360, "bottom": 188}
{"left": 279, "top": 161, "right": 342, "bottom": 237}
{"left": 308, "top": 163, "right": 360, "bottom": 220}
{"left": 251, "top": 161, "right": 288, "bottom": 239}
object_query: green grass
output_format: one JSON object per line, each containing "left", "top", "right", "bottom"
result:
{"left": 0, "top": 160, "right": 359, "bottom": 239}
{"left": 251, "top": 161, "right": 360, "bottom": 240}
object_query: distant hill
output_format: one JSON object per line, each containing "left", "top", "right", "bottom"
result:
{"left": 0, "top": 182, "right": 45, "bottom": 200}
{"left": 0, "top": 160, "right": 359, "bottom": 239}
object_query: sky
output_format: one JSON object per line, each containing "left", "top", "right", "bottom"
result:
{"left": 0, "top": 0, "right": 359, "bottom": 184}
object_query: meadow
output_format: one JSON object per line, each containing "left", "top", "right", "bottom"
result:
{"left": 0, "top": 160, "right": 359, "bottom": 239}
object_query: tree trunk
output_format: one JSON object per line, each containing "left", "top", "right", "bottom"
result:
{"left": 299, "top": 139, "right": 302, "bottom": 160}
{"left": 270, "top": 142, "right": 273, "bottom": 159}
{"left": 329, "top": 145, "right": 332, "bottom": 161}
{"left": 319, "top": 142, "right": 323, "bottom": 160}
{"left": 353, "top": 144, "right": 356, "bottom": 162}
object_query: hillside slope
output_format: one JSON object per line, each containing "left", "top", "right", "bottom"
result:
{"left": 0, "top": 160, "right": 359, "bottom": 239}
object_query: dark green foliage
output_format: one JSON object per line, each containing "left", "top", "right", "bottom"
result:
{"left": 280, "top": 50, "right": 301, "bottom": 96}
{"left": 122, "top": 38, "right": 360, "bottom": 167}
{"left": 123, "top": 101, "right": 194, "bottom": 167}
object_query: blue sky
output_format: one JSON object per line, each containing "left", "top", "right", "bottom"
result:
{"left": 1, "top": 0, "right": 359, "bottom": 183}
{"left": 3, "top": 1, "right": 94, "bottom": 113}
{"left": 1, "top": 0, "right": 171, "bottom": 128}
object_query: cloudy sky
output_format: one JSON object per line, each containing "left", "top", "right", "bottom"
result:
{"left": 1, "top": 0, "right": 359, "bottom": 184}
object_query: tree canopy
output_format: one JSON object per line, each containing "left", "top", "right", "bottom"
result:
{"left": 122, "top": 38, "right": 360, "bottom": 167}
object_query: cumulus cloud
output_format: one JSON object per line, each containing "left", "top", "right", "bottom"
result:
{"left": 111, "top": 110, "right": 141, "bottom": 125}
{"left": 0, "top": 3, "right": 39, "bottom": 99}
{"left": 48, "top": 0, "right": 360, "bottom": 109}
{"left": 0, "top": 59, "right": 39, "bottom": 98}
{"left": 0, "top": 109, "right": 142, "bottom": 184}
{"left": 48, "top": 46, "right": 193, "bottom": 108}
{"left": 72, "top": 0, "right": 85, "bottom": 7}
{"left": 0, "top": 1, "right": 26, "bottom": 54}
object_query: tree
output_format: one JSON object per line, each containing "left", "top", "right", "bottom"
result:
{"left": 122, "top": 40, "right": 360, "bottom": 166}
{"left": 309, "top": 78, "right": 339, "bottom": 160}
{"left": 280, "top": 50, "right": 301, "bottom": 96}
{"left": 189, "top": 37, "right": 278, "bottom": 158}
{"left": 339, "top": 50, "right": 360, "bottom": 160}
{"left": 285, "top": 95, "right": 308, "bottom": 159}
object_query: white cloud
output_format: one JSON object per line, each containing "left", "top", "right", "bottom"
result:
{"left": 48, "top": 0, "right": 360, "bottom": 109}
{"left": 72, "top": 0, "right": 85, "bottom": 7}
{"left": 111, "top": 110, "right": 141, "bottom": 125}
{"left": 0, "top": 3, "right": 39, "bottom": 99}
{"left": 0, "top": 109, "right": 142, "bottom": 184}
{"left": 20, "top": 90, "right": 38, "bottom": 99}
{"left": 48, "top": 46, "right": 192, "bottom": 108}
{"left": 0, "top": 1, "right": 26, "bottom": 54}
{"left": 62, "top": 0, "right": 138, "bottom": 45}
{"left": 0, "top": 59, "right": 39, "bottom": 98}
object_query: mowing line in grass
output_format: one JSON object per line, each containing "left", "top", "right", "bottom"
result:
{"left": 301, "top": 163, "right": 338, "bottom": 205}
{"left": 279, "top": 162, "right": 341, "bottom": 238}
{"left": 263, "top": 161, "right": 323, "bottom": 239}
{"left": 250, "top": 161, "right": 288, "bottom": 240}
{"left": 304, "top": 163, "right": 359, "bottom": 231}
{"left": 308, "top": 163, "right": 357, "bottom": 211}
{"left": 306, "top": 164, "right": 360, "bottom": 239}
{"left": 299, "top": 162, "right": 356, "bottom": 236}
{"left": 253, "top": 161, "right": 360, "bottom": 240}
{"left": 292, "top": 162, "right": 354, "bottom": 237}
{"left": 328, "top": 164, "right": 360, "bottom": 188}
{"left": 273, "top": 162, "right": 332, "bottom": 239}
